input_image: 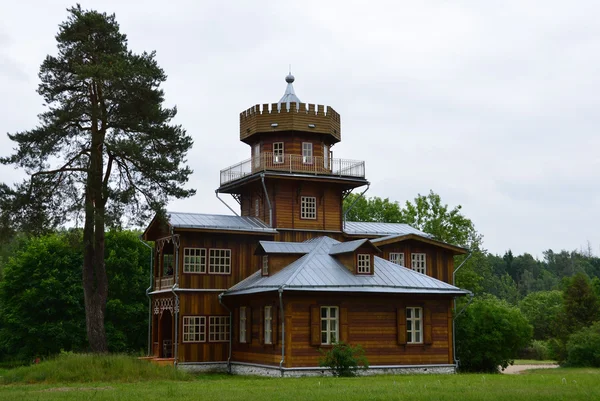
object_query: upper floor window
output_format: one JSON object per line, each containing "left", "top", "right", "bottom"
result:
{"left": 357, "top": 254, "right": 371, "bottom": 274}
{"left": 323, "top": 144, "right": 329, "bottom": 169}
{"left": 406, "top": 307, "right": 423, "bottom": 344}
{"left": 389, "top": 252, "right": 405, "bottom": 266}
{"left": 209, "top": 316, "right": 230, "bottom": 342}
{"left": 411, "top": 253, "right": 426, "bottom": 274}
{"left": 254, "top": 143, "right": 260, "bottom": 168}
{"left": 209, "top": 249, "right": 231, "bottom": 274}
{"left": 273, "top": 142, "right": 284, "bottom": 164}
{"left": 183, "top": 248, "right": 206, "bottom": 273}
{"left": 183, "top": 316, "right": 206, "bottom": 343}
{"left": 302, "top": 142, "right": 313, "bottom": 164}
{"left": 300, "top": 196, "right": 317, "bottom": 219}
{"left": 264, "top": 306, "right": 273, "bottom": 344}
{"left": 321, "top": 306, "right": 338, "bottom": 345}
{"left": 239, "top": 307, "right": 247, "bottom": 343}
{"left": 262, "top": 255, "right": 269, "bottom": 275}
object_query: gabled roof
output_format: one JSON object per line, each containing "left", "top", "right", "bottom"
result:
{"left": 328, "top": 239, "right": 381, "bottom": 255}
{"left": 344, "top": 221, "right": 432, "bottom": 237}
{"left": 371, "top": 234, "right": 468, "bottom": 255}
{"left": 224, "top": 237, "right": 469, "bottom": 296}
{"left": 256, "top": 241, "right": 316, "bottom": 255}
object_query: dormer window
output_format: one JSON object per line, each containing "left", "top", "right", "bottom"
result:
{"left": 273, "top": 142, "right": 284, "bottom": 164}
{"left": 262, "top": 255, "right": 269, "bottom": 276}
{"left": 411, "top": 253, "right": 426, "bottom": 274}
{"left": 357, "top": 254, "right": 371, "bottom": 274}
{"left": 390, "top": 252, "right": 404, "bottom": 266}
{"left": 302, "top": 142, "right": 313, "bottom": 164}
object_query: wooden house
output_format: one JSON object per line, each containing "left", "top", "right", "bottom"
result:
{"left": 142, "top": 74, "right": 470, "bottom": 376}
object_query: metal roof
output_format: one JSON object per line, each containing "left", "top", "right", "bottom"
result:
{"left": 167, "top": 212, "right": 277, "bottom": 234}
{"left": 328, "top": 239, "right": 370, "bottom": 255}
{"left": 225, "top": 237, "right": 469, "bottom": 296}
{"left": 278, "top": 73, "right": 301, "bottom": 106}
{"left": 258, "top": 241, "right": 316, "bottom": 254}
{"left": 344, "top": 221, "right": 432, "bottom": 237}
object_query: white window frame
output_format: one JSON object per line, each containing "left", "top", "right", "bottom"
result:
{"left": 255, "top": 199, "right": 259, "bottom": 217}
{"left": 273, "top": 142, "right": 284, "bottom": 164}
{"left": 411, "top": 253, "right": 426, "bottom": 274}
{"left": 323, "top": 144, "right": 329, "bottom": 169}
{"left": 209, "top": 249, "right": 231, "bottom": 274}
{"left": 264, "top": 306, "right": 273, "bottom": 344}
{"left": 254, "top": 143, "right": 261, "bottom": 168}
{"left": 262, "top": 255, "right": 269, "bottom": 276}
{"left": 302, "top": 142, "right": 313, "bottom": 164}
{"left": 183, "top": 316, "right": 206, "bottom": 343}
{"left": 209, "top": 316, "right": 230, "bottom": 342}
{"left": 239, "top": 307, "right": 247, "bottom": 343}
{"left": 389, "top": 252, "right": 405, "bottom": 266}
{"left": 183, "top": 248, "right": 206, "bottom": 274}
{"left": 321, "top": 306, "right": 339, "bottom": 345}
{"left": 406, "top": 307, "right": 423, "bottom": 344}
{"left": 357, "top": 254, "right": 371, "bottom": 274}
{"left": 300, "top": 196, "right": 317, "bottom": 220}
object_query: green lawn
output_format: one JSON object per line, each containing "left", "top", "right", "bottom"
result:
{"left": 1, "top": 368, "right": 599, "bottom": 401}
{"left": 513, "top": 359, "right": 558, "bottom": 365}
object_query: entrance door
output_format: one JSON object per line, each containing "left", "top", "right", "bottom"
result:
{"left": 158, "top": 310, "right": 173, "bottom": 358}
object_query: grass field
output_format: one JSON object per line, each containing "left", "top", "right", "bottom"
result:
{"left": 513, "top": 359, "right": 558, "bottom": 365}
{"left": 0, "top": 355, "right": 597, "bottom": 401}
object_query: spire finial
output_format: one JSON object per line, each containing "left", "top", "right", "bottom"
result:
{"left": 285, "top": 66, "right": 295, "bottom": 84}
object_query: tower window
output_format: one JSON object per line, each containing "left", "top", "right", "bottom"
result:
{"left": 302, "top": 142, "right": 313, "bottom": 164}
{"left": 273, "top": 142, "right": 284, "bottom": 164}
{"left": 323, "top": 144, "right": 329, "bottom": 169}
{"left": 254, "top": 143, "right": 261, "bottom": 168}
{"left": 300, "top": 196, "right": 317, "bottom": 219}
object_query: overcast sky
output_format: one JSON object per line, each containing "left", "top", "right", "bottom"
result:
{"left": 1, "top": 0, "right": 599, "bottom": 257}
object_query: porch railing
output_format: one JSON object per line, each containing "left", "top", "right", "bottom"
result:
{"left": 220, "top": 152, "right": 365, "bottom": 185}
{"left": 155, "top": 276, "right": 174, "bottom": 290}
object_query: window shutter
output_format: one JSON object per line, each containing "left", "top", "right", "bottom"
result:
{"left": 246, "top": 307, "right": 252, "bottom": 344}
{"left": 233, "top": 308, "right": 239, "bottom": 344}
{"left": 397, "top": 307, "right": 407, "bottom": 345}
{"left": 259, "top": 307, "right": 265, "bottom": 345}
{"left": 424, "top": 307, "right": 433, "bottom": 345}
{"left": 340, "top": 307, "right": 349, "bottom": 343}
{"left": 272, "top": 306, "right": 278, "bottom": 345}
{"left": 310, "top": 305, "right": 320, "bottom": 346}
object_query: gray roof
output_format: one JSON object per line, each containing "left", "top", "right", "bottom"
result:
{"left": 225, "top": 237, "right": 469, "bottom": 296}
{"left": 278, "top": 73, "right": 301, "bottom": 106}
{"left": 329, "top": 238, "right": 370, "bottom": 255}
{"left": 167, "top": 212, "right": 277, "bottom": 234}
{"left": 258, "top": 241, "right": 316, "bottom": 254}
{"left": 344, "top": 221, "right": 432, "bottom": 237}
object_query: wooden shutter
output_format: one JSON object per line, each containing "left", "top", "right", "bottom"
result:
{"left": 233, "top": 308, "right": 239, "bottom": 343}
{"left": 310, "top": 305, "right": 320, "bottom": 346}
{"left": 397, "top": 307, "right": 407, "bottom": 345}
{"left": 340, "top": 307, "right": 349, "bottom": 343}
{"left": 246, "top": 307, "right": 252, "bottom": 344}
{"left": 272, "top": 306, "right": 278, "bottom": 345}
{"left": 424, "top": 307, "right": 433, "bottom": 345}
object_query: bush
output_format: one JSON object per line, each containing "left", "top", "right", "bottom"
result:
{"left": 519, "top": 340, "right": 552, "bottom": 360}
{"left": 319, "top": 342, "right": 369, "bottom": 377}
{"left": 565, "top": 321, "right": 600, "bottom": 367}
{"left": 456, "top": 295, "right": 532, "bottom": 373}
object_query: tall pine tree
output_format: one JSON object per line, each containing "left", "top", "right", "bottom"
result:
{"left": 0, "top": 5, "right": 195, "bottom": 351}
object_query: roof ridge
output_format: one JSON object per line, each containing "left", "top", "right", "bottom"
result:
{"left": 283, "top": 237, "right": 331, "bottom": 286}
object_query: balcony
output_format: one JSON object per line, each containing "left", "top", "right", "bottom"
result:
{"left": 155, "top": 276, "right": 174, "bottom": 290}
{"left": 219, "top": 152, "right": 366, "bottom": 186}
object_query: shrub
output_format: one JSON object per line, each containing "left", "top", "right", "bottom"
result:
{"left": 565, "top": 321, "right": 600, "bottom": 367}
{"left": 456, "top": 295, "right": 532, "bottom": 373}
{"left": 319, "top": 342, "right": 369, "bottom": 377}
{"left": 519, "top": 340, "right": 551, "bottom": 360}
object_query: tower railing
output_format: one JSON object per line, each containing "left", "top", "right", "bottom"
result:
{"left": 219, "top": 152, "right": 365, "bottom": 185}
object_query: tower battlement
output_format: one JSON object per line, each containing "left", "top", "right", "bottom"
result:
{"left": 239, "top": 102, "right": 341, "bottom": 144}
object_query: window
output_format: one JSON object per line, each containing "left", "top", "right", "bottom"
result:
{"left": 183, "top": 248, "right": 206, "bottom": 273}
{"left": 406, "top": 307, "right": 422, "bottom": 344}
{"left": 254, "top": 143, "right": 260, "bottom": 168}
{"left": 239, "top": 307, "right": 247, "bottom": 343}
{"left": 209, "top": 316, "right": 230, "bottom": 342}
{"left": 264, "top": 306, "right": 273, "bottom": 344}
{"left": 183, "top": 316, "right": 206, "bottom": 342}
{"left": 389, "top": 252, "right": 405, "bottom": 266}
{"left": 411, "top": 253, "right": 426, "bottom": 274}
{"left": 273, "top": 142, "right": 284, "bottom": 164}
{"left": 300, "top": 196, "right": 317, "bottom": 219}
{"left": 323, "top": 144, "right": 329, "bottom": 169}
{"left": 357, "top": 254, "right": 371, "bottom": 274}
{"left": 209, "top": 249, "right": 231, "bottom": 274}
{"left": 162, "top": 254, "right": 174, "bottom": 275}
{"left": 321, "top": 306, "right": 338, "bottom": 344}
{"left": 255, "top": 199, "right": 259, "bottom": 217}
{"left": 262, "top": 255, "right": 269, "bottom": 276}
{"left": 302, "top": 142, "right": 313, "bottom": 164}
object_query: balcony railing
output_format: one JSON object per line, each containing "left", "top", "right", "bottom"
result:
{"left": 155, "top": 276, "right": 174, "bottom": 290}
{"left": 220, "top": 152, "right": 366, "bottom": 185}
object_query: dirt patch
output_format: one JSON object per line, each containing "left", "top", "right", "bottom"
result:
{"left": 502, "top": 364, "right": 559, "bottom": 374}
{"left": 39, "top": 386, "right": 114, "bottom": 392}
